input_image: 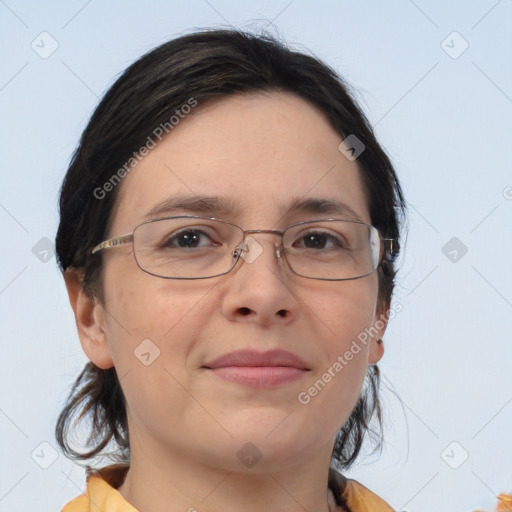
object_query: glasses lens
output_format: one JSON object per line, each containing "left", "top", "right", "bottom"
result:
{"left": 282, "top": 220, "right": 382, "bottom": 280}
{"left": 133, "top": 217, "right": 243, "bottom": 279}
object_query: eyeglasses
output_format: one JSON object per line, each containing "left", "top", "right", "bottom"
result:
{"left": 91, "top": 215, "right": 398, "bottom": 281}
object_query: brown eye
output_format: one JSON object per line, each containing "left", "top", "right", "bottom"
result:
{"left": 293, "top": 230, "right": 345, "bottom": 250}
{"left": 162, "top": 228, "right": 221, "bottom": 249}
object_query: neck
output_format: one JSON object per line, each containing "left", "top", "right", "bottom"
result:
{"left": 116, "top": 438, "right": 338, "bottom": 512}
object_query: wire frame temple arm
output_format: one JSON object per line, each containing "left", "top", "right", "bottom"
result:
{"left": 91, "top": 235, "right": 134, "bottom": 254}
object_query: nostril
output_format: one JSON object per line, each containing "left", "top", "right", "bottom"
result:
{"left": 239, "top": 307, "right": 252, "bottom": 316}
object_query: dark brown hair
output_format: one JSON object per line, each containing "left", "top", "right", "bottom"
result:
{"left": 55, "top": 27, "right": 406, "bottom": 493}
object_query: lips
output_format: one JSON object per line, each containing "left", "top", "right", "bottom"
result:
{"left": 202, "top": 349, "right": 310, "bottom": 370}
{"left": 202, "top": 349, "right": 310, "bottom": 388}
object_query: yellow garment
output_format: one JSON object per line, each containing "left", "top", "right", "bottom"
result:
{"left": 61, "top": 465, "right": 394, "bottom": 512}
{"left": 338, "top": 479, "right": 395, "bottom": 511}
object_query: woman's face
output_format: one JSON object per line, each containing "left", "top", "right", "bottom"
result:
{"left": 82, "top": 91, "right": 387, "bottom": 473}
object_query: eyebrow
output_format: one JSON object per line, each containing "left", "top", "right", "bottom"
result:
{"left": 143, "top": 194, "right": 365, "bottom": 223}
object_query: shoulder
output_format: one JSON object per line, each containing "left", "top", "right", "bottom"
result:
{"left": 328, "top": 467, "right": 395, "bottom": 512}
{"left": 60, "top": 464, "right": 134, "bottom": 512}
{"left": 342, "top": 478, "right": 395, "bottom": 511}
{"left": 61, "top": 492, "right": 89, "bottom": 512}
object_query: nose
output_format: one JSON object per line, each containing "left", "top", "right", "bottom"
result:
{"left": 221, "top": 233, "right": 299, "bottom": 326}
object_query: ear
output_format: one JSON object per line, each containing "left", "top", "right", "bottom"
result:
{"left": 368, "top": 297, "right": 390, "bottom": 365}
{"left": 64, "top": 269, "right": 114, "bottom": 370}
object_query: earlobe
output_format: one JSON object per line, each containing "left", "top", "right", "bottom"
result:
{"left": 368, "top": 299, "right": 390, "bottom": 365}
{"left": 64, "top": 269, "right": 114, "bottom": 370}
{"left": 368, "top": 337, "right": 385, "bottom": 364}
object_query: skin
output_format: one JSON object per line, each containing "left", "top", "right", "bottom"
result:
{"left": 65, "top": 91, "right": 388, "bottom": 512}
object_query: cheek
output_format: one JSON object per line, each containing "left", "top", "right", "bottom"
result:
{"left": 309, "top": 292, "right": 372, "bottom": 398}
{"left": 100, "top": 271, "right": 213, "bottom": 429}
{"left": 308, "top": 276, "right": 379, "bottom": 352}
{"left": 101, "top": 262, "right": 212, "bottom": 370}
{"left": 292, "top": 277, "right": 379, "bottom": 422}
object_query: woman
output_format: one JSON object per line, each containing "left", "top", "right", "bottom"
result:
{"left": 57, "top": 28, "right": 406, "bottom": 512}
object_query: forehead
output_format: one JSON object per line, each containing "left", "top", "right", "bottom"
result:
{"left": 110, "top": 91, "right": 370, "bottom": 233}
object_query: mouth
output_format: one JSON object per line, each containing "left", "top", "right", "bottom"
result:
{"left": 202, "top": 349, "right": 310, "bottom": 388}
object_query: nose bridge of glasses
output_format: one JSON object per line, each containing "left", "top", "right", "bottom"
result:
{"left": 236, "top": 229, "right": 284, "bottom": 260}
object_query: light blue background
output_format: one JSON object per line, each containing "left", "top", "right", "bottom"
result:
{"left": 1, "top": 1, "right": 511, "bottom": 511}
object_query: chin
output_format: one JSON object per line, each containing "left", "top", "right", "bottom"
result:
{"left": 204, "top": 426, "right": 325, "bottom": 473}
